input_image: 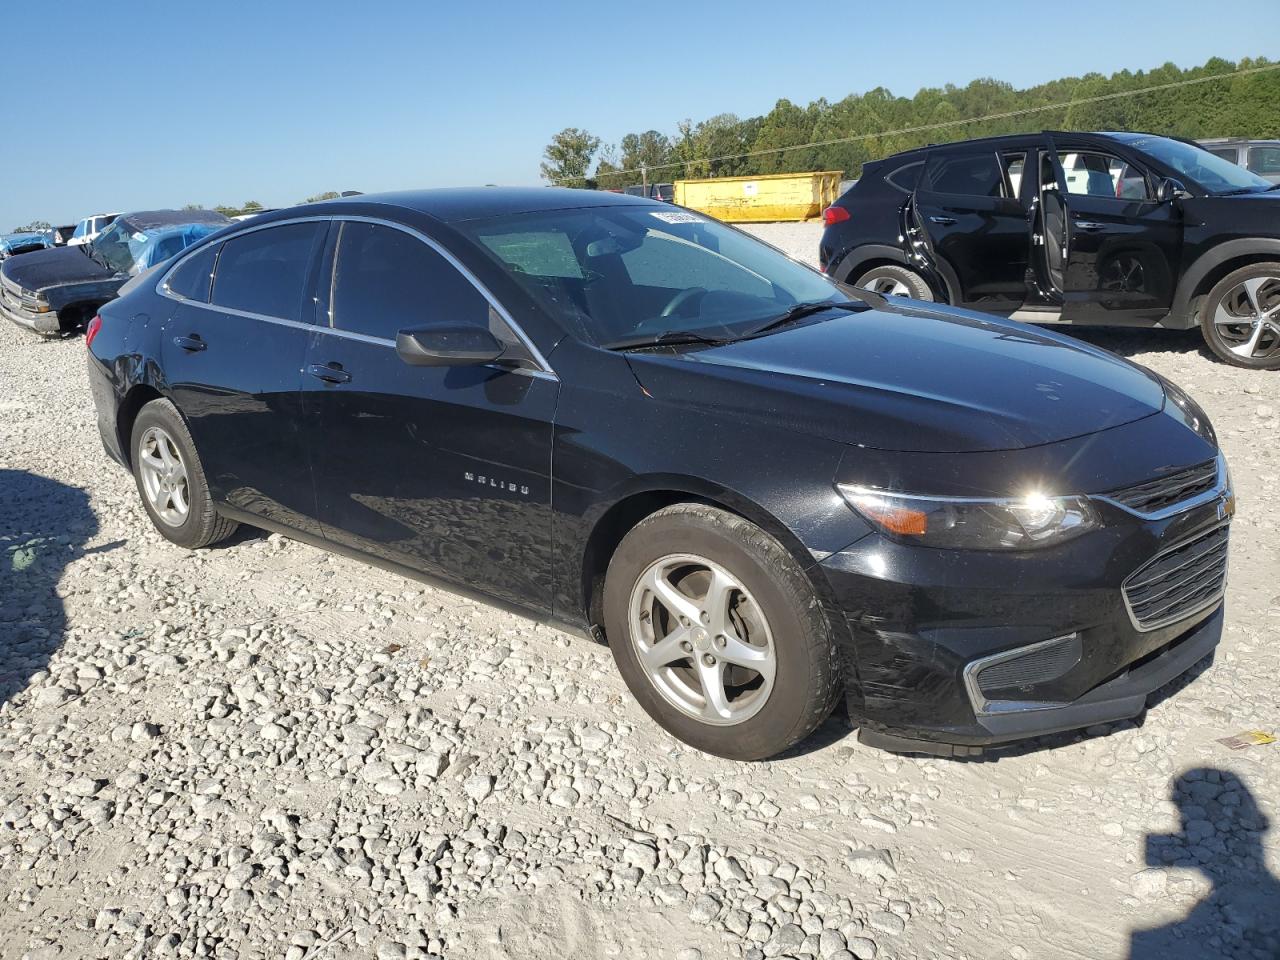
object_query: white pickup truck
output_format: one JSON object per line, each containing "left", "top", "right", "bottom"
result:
{"left": 66, "top": 212, "right": 122, "bottom": 248}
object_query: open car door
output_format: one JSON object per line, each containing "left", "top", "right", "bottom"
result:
{"left": 910, "top": 146, "right": 1030, "bottom": 315}
{"left": 1040, "top": 133, "right": 1183, "bottom": 324}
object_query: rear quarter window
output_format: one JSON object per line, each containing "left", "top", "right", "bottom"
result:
{"left": 164, "top": 244, "right": 220, "bottom": 302}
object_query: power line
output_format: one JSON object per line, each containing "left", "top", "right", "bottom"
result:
{"left": 553, "top": 62, "right": 1280, "bottom": 185}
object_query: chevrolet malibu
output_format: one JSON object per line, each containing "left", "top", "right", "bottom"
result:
{"left": 85, "top": 189, "right": 1232, "bottom": 760}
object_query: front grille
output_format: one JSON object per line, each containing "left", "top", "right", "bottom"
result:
{"left": 1124, "top": 525, "right": 1229, "bottom": 631}
{"left": 1104, "top": 459, "right": 1219, "bottom": 517}
{"left": 973, "top": 633, "right": 1082, "bottom": 696}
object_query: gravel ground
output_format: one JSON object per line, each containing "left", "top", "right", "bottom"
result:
{"left": 1, "top": 221, "right": 1278, "bottom": 960}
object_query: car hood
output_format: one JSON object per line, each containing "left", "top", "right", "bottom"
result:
{"left": 623, "top": 304, "right": 1167, "bottom": 453}
{"left": 0, "top": 245, "right": 115, "bottom": 292}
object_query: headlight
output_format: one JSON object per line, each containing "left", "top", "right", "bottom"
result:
{"left": 837, "top": 484, "right": 1100, "bottom": 550}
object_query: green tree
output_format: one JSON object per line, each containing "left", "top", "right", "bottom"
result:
{"left": 540, "top": 127, "right": 602, "bottom": 186}
{"left": 546, "top": 55, "right": 1280, "bottom": 184}
{"left": 12, "top": 220, "right": 52, "bottom": 232}
{"left": 620, "top": 130, "right": 674, "bottom": 183}
{"left": 301, "top": 191, "right": 341, "bottom": 204}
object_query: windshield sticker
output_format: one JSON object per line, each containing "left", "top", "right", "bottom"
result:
{"left": 132, "top": 232, "right": 148, "bottom": 242}
{"left": 651, "top": 211, "right": 704, "bottom": 224}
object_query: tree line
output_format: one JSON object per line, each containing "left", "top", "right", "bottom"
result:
{"left": 540, "top": 56, "right": 1280, "bottom": 188}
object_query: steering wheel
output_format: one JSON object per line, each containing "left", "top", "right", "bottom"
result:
{"left": 659, "top": 286, "right": 708, "bottom": 319}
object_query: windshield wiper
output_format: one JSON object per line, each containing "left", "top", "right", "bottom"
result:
{"left": 740, "top": 299, "right": 869, "bottom": 339}
{"left": 604, "top": 329, "right": 731, "bottom": 351}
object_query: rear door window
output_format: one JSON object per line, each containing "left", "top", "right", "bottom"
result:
{"left": 328, "top": 222, "right": 490, "bottom": 341}
{"left": 924, "top": 152, "right": 1003, "bottom": 197}
{"left": 1247, "top": 146, "right": 1280, "bottom": 176}
{"left": 211, "top": 222, "right": 325, "bottom": 322}
{"left": 165, "top": 244, "right": 220, "bottom": 302}
{"left": 884, "top": 160, "right": 924, "bottom": 193}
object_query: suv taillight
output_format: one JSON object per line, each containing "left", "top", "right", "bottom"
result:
{"left": 823, "top": 205, "right": 850, "bottom": 226}
{"left": 85, "top": 314, "right": 103, "bottom": 348}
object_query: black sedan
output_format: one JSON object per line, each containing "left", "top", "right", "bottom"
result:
{"left": 85, "top": 189, "right": 1232, "bottom": 759}
{"left": 1, "top": 209, "right": 229, "bottom": 336}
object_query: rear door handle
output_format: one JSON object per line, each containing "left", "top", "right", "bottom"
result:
{"left": 928, "top": 215, "right": 957, "bottom": 225}
{"left": 173, "top": 335, "right": 206, "bottom": 352}
{"left": 1074, "top": 220, "right": 1106, "bottom": 231}
{"left": 307, "top": 362, "right": 351, "bottom": 384}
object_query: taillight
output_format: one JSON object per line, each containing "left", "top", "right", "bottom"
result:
{"left": 823, "top": 205, "right": 850, "bottom": 226}
{"left": 85, "top": 314, "right": 103, "bottom": 348}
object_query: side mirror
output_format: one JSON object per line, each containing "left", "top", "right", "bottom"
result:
{"left": 1157, "top": 177, "right": 1189, "bottom": 203}
{"left": 395, "top": 322, "right": 507, "bottom": 367}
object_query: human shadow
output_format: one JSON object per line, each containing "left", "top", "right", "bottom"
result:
{"left": 1131, "top": 767, "right": 1280, "bottom": 958}
{"left": 0, "top": 469, "right": 98, "bottom": 706}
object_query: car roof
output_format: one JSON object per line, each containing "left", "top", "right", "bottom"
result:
{"left": 117, "top": 209, "right": 231, "bottom": 231}
{"left": 1197, "top": 137, "right": 1280, "bottom": 146}
{"left": 294, "top": 186, "right": 662, "bottom": 223}
{"left": 876, "top": 130, "right": 1186, "bottom": 166}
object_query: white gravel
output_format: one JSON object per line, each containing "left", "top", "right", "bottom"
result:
{"left": 1, "top": 222, "right": 1278, "bottom": 959}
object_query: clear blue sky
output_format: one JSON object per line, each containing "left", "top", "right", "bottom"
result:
{"left": 4, "top": 0, "right": 1277, "bottom": 229}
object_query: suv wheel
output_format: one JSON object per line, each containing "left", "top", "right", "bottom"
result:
{"left": 1199, "top": 263, "right": 1280, "bottom": 369}
{"left": 130, "top": 399, "right": 239, "bottom": 549}
{"left": 603, "top": 504, "right": 840, "bottom": 761}
{"left": 854, "top": 265, "right": 933, "bottom": 301}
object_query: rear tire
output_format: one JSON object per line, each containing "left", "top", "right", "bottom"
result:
{"left": 1199, "top": 262, "right": 1280, "bottom": 369}
{"left": 603, "top": 504, "right": 840, "bottom": 761}
{"left": 854, "top": 264, "right": 934, "bottom": 301}
{"left": 130, "top": 399, "right": 238, "bottom": 549}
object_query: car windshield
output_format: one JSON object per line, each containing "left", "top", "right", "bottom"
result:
{"left": 458, "top": 206, "right": 861, "bottom": 347}
{"left": 1127, "top": 136, "right": 1273, "bottom": 194}
{"left": 91, "top": 220, "right": 219, "bottom": 276}
{"left": 90, "top": 220, "right": 151, "bottom": 274}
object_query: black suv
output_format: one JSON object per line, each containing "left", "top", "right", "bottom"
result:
{"left": 820, "top": 131, "right": 1280, "bottom": 369}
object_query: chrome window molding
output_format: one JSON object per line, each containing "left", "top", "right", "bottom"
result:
{"left": 962, "top": 633, "right": 1079, "bottom": 717}
{"left": 155, "top": 213, "right": 558, "bottom": 381}
{"left": 1095, "top": 454, "right": 1230, "bottom": 521}
{"left": 1121, "top": 522, "right": 1230, "bottom": 633}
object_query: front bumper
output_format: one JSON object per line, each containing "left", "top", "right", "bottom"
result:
{"left": 0, "top": 286, "right": 59, "bottom": 335}
{"left": 819, "top": 490, "right": 1230, "bottom": 755}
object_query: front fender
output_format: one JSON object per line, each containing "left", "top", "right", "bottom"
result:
{"left": 1171, "top": 237, "right": 1280, "bottom": 327}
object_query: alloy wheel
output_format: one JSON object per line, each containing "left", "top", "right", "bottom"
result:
{"left": 1213, "top": 275, "right": 1280, "bottom": 361}
{"left": 864, "top": 277, "right": 911, "bottom": 297}
{"left": 137, "top": 426, "right": 190, "bottom": 527}
{"left": 628, "top": 553, "right": 776, "bottom": 726}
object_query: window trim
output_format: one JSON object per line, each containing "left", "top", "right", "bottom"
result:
{"left": 884, "top": 159, "right": 925, "bottom": 194}
{"left": 158, "top": 214, "right": 556, "bottom": 379}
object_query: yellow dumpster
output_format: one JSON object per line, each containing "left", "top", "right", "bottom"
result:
{"left": 673, "top": 171, "right": 844, "bottom": 223}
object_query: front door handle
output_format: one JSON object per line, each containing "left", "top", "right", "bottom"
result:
{"left": 928, "top": 215, "right": 957, "bottom": 225}
{"left": 1074, "top": 220, "right": 1106, "bottom": 231}
{"left": 173, "top": 335, "right": 206, "bottom": 352}
{"left": 307, "top": 362, "right": 352, "bottom": 384}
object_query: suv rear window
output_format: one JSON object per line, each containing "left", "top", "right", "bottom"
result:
{"left": 924, "top": 152, "right": 1003, "bottom": 197}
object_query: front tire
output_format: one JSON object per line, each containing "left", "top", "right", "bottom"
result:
{"left": 130, "top": 399, "right": 238, "bottom": 548}
{"left": 1199, "top": 262, "right": 1280, "bottom": 369}
{"left": 603, "top": 504, "right": 840, "bottom": 761}
{"left": 854, "top": 264, "right": 934, "bottom": 301}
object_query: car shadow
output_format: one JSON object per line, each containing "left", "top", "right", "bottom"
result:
{"left": 0, "top": 469, "right": 98, "bottom": 706}
{"left": 1129, "top": 767, "right": 1280, "bottom": 957}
